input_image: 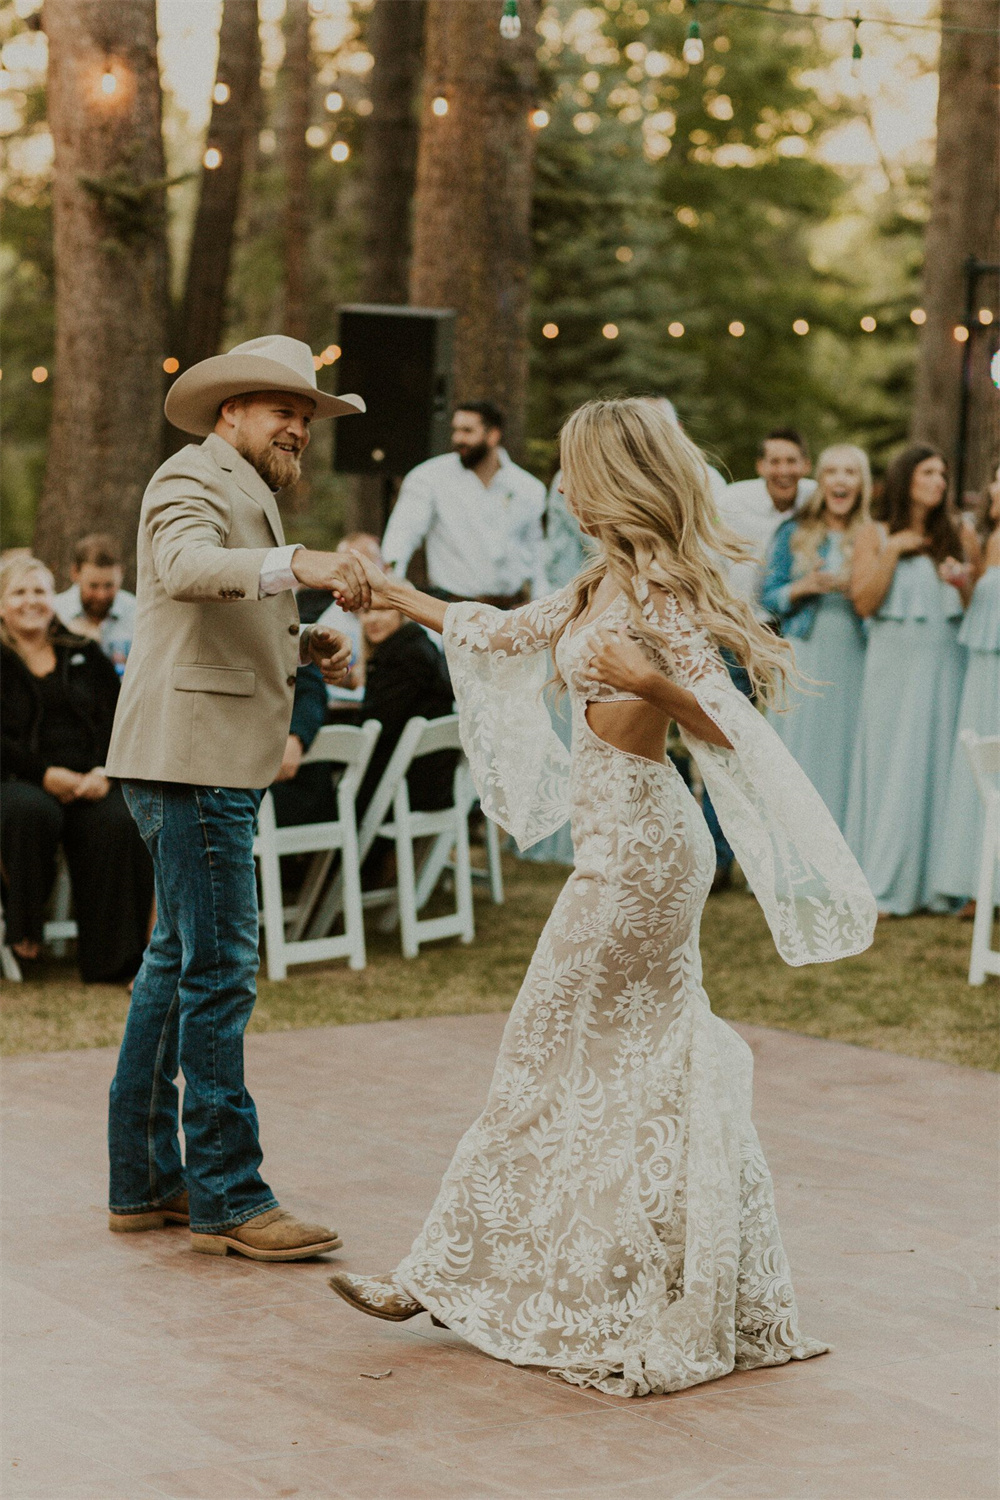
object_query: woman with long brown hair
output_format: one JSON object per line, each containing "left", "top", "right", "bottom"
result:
{"left": 762, "top": 444, "right": 871, "bottom": 828}
{"left": 844, "top": 445, "right": 978, "bottom": 915}
{"left": 326, "top": 397, "right": 875, "bottom": 1397}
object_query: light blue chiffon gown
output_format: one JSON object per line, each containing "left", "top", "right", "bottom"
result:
{"left": 844, "top": 550, "right": 966, "bottom": 914}
{"left": 931, "top": 565, "right": 1000, "bottom": 902}
{"left": 767, "top": 535, "right": 867, "bottom": 830}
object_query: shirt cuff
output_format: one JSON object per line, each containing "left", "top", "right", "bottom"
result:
{"left": 258, "top": 544, "right": 302, "bottom": 598}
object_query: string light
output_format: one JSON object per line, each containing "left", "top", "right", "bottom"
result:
{"left": 616, "top": 246, "right": 634, "bottom": 263}
{"left": 162, "top": 357, "right": 179, "bottom": 374}
{"left": 431, "top": 96, "right": 449, "bottom": 117}
{"left": 953, "top": 325, "right": 970, "bottom": 343}
{"left": 668, "top": 321, "right": 685, "bottom": 337}
{"left": 602, "top": 322, "right": 619, "bottom": 339}
{"left": 683, "top": 0, "right": 705, "bottom": 66}
{"left": 910, "top": 307, "right": 927, "bottom": 326}
{"left": 542, "top": 322, "right": 559, "bottom": 338}
{"left": 31, "top": 366, "right": 48, "bottom": 382}
{"left": 100, "top": 71, "right": 117, "bottom": 96}
{"left": 851, "top": 13, "right": 862, "bottom": 61}
{"left": 860, "top": 315, "right": 876, "bottom": 332}
{"left": 499, "top": 0, "right": 521, "bottom": 40}
{"left": 979, "top": 308, "right": 995, "bottom": 325}
{"left": 792, "top": 318, "right": 809, "bottom": 335}
{"left": 530, "top": 108, "right": 550, "bottom": 129}
{"left": 728, "top": 321, "right": 745, "bottom": 337}
{"left": 213, "top": 82, "right": 230, "bottom": 105}
{"left": 330, "top": 140, "right": 350, "bottom": 162}
{"left": 324, "top": 91, "right": 343, "bottom": 112}
{"left": 991, "top": 350, "right": 1000, "bottom": 390}
{"left": 203, "top": 146, "right": 222, "bottom": 169}
{"left": 305, "top": 125, "right": 328, "bottom": 147}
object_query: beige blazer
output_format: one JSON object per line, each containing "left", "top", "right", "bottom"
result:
{"left": 106, "top": 433, "right": 302, "bottom": 790}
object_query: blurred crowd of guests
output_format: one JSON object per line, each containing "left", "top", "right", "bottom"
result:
{"left": 2, "top": 398, "right": 997, "bottom": 982}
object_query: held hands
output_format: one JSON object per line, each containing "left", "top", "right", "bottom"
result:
{"left": 291, "top": 548, "right": 371, "bottom": 610}
{"left": 349, "top": 551, "right": 398, "bottom": 609}
{"left": 938, "top": 556, "right": 972, "bottom": 590}
{"left": 587, "top": 627, "right": 653, "bottom": 697}
{"left": 305, "top": 626, "right": 353, "bottom": 684}
{"left": 42, "top": 766, "right": 110, "bottom": 804}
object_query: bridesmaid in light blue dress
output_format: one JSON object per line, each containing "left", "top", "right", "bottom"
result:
{"left": 845, "top": 446, "right": 979, "bottom": 915}
{"left": 763, "top": 444, "right": 870, "bottom": 830}
{"left": 516, "top": 472, "right": 594, "bottom": 865}
{"left": 933, "top": 469, "right": 1000, "bottom": 906}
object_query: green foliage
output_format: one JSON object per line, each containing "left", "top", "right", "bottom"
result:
{"left": 527, "top": 0, "right": 921, "bottom": 481}
{"left": 78, "top": 149, "right": 190, "bottom": 249}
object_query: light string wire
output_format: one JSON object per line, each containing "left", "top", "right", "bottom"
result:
{"left": 683, "top": 0, "right": 1000, "bottom": 35}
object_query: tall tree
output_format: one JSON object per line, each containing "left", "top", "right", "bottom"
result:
{"left": 173, "top": 0, "right": 261, "bottom": 375}
{"left": 35, "top": 0, "right": 170, "bottom": 583}
{"left": 910, "top": 0, "right": 999, "bottom": 489}
{"left": 360, "top": 0, "right": 425, "bottom": 304}
{"left": 409, "top": 0, "right": 539, "bottom": 458}
{"left": 281, "top": 0, "right": 311, "bottom": 342}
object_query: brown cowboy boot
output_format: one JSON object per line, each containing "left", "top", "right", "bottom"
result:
{"left": 108, "top": 1190, "right": 190, "bottom": 1233}
{"left": 190, "top": 1206, "right": 342, "bottom": 1262}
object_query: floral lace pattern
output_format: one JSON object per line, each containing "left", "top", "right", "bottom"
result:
{"left": 404, "top": 583, "right": 873, "bottom": 1397}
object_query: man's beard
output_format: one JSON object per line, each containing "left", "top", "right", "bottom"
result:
{"left": 237, "top": 435, "right": 303, "bottom": 490}
{"left": 457, "top": 441, "right": 490, "bottom": 470}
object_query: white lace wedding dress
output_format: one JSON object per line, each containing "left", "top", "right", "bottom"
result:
{"left": 388, "top": 582, "right": 875, "bottom": 1398}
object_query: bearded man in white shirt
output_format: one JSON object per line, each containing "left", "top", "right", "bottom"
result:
{"left": 717, "top": 428, "right": 816, "bottom": 621}
{"left": 381, "top": 401, "right": 547, "bottom": 607}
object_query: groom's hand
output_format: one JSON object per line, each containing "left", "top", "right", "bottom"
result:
{"left": 291, "top": 549, "right": 371, "bottom": 610}
{"left": 304, "top": 626, "right": 353, "bottom": 684}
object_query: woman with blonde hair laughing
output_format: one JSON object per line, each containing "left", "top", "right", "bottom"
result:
{"left": 328, "top": 397, "right": 875, "bottom": 1398}
{"left": 762, "top": 443, "right": 871, "bottom": 829}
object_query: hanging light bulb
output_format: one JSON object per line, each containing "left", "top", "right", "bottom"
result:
{"left": 499, "top": 0, "right": 521, "bottom": 40}
{"left": 682, "top": 22, "right": 704, "bottom": 65}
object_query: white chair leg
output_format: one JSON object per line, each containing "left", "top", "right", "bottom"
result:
{"left": 968, "top": 805, "right": 998, "bottom": 986}
{"left": 288, "top": 850, "right": 334, "bottom": 941}
{"left": 453, "top": 810, "right": 475, "bottom": 945}
{"left": 395, "top": 814, "right": 420, "bottom": 960}
{"left": 485, "top": 817, "right": 505, "bottom": 904}
{"left": 339, "top": 806, "right": 366, "bottom": 972}
{"left": 0, "top": 939, "right": 22, "bottom": 982}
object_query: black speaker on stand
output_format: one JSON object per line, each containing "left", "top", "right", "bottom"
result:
{"left": 333, "top": 305, "right": 455, "bottom": 532}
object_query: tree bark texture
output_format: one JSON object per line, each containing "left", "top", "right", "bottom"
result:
{"left": 174, "top": 0, "right": 261, "bottom": 375}
{"left": 409, "top": 0, "right": 538, "bottom": 459}
{"left": 909, "top": 0, "right": 999, "bottom": 492}
{"left": 281, "top": 0, "right": 311, "bottom": 343}
{"left": 361, "top": 0, "right": 425, "bottom": 304}
{"left": 35, "top": 0, "right": 170, "bottom": 585}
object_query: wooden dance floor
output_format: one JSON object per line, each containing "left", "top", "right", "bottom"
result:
{"left": 2, "top": 1013, "right": 996, "bottom": 1499}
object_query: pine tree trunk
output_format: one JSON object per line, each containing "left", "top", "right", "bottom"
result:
{"left": 909, "top": 0, "right": 1000, "bottom": 492}
{"left": 35, "top": 0, "right": 170, "bottom": 585}
{"left": 174, "top": 0, "right": 261, "bottom": 374}
{"left": 282, "top": 0, "right": 311, "bottom": 343}
{"left": 409, "top": 0, "right": 538, "bottom": 459}
{"left": 361, "top": 0, "right": 425, "bottom": 304}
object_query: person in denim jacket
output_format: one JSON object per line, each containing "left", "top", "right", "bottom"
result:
{"left": 762, "top": 445, "right": 870, "bottom": 829}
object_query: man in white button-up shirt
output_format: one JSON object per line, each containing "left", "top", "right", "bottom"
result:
{"left": 382, "top": 402, "right": 547, "bottom": 606}
{"left": 716, "top": 428, "right": 816, "bottom": 621}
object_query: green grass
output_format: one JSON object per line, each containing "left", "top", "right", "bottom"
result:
{"left": 1, "top": 856, "right": 996, "bottom": 1069}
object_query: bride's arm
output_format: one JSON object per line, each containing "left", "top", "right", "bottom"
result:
{"left": 588, "top": 626, "right": 733, "bottom": 748}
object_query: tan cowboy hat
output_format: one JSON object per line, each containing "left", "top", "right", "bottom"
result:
{"left": 164, "top": 334, "right": 365, "bottom": 437}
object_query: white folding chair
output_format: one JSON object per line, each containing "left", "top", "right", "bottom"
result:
{"left": 253, "top": 720, "right": 381, "bottom": 980}
{"left": 310, "top": 713, "right": 476, "bottom": 959}
{"left": 0, "top": 858, "right": 78, "bottom": 981}
{"left": 963, "top": 730, "right": 1000, "bottom": 985}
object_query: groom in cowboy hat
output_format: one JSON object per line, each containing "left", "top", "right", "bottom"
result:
{"left": 105, "top": 335, "right": 368, "bottom": 1262}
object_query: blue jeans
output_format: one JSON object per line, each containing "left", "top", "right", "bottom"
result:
{"left": 702, "top": 653, "right": 755, "bottom": 873}
{"left": 109, "top": 782, "right": 277, "bottom": 1233}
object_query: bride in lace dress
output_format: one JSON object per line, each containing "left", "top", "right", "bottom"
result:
{"left": 329, "top": 398, "right": 876, "bottom": 1398}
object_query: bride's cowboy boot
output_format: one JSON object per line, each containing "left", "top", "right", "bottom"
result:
{"left": 190, "top": 1207, "right": 342, "bottom": 1262}
{"left": 328, "top": 1271, "right": 445, "bottom": 1326}
{"left": 108, "top": 1189, "right": 190, "bottom": 1232}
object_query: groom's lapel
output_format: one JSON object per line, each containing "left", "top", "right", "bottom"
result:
{"left": 204, "top": 434, "right": 286, "bottom": 546}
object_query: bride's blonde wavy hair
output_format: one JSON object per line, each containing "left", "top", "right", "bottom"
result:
{"left": 554, "top": 397, "right": 793, "bottom": 707}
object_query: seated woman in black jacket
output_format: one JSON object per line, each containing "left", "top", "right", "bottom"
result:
{"left": 0, "top": 556, "right": 153, "bottom": 981}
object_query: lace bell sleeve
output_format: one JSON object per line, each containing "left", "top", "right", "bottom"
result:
{"left": 442, "top": 587, "right": 576, "bottom": 849}
{"left": 638, "top": 581, "right": 877, "bottom": 966}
